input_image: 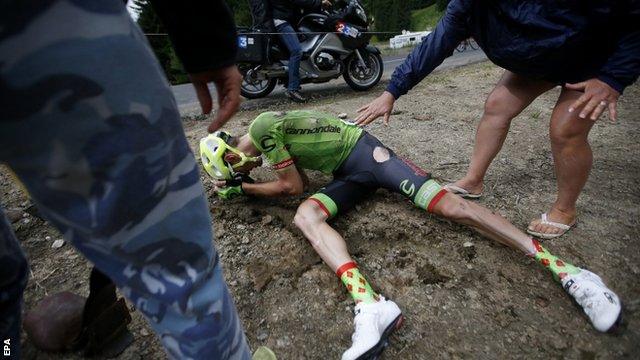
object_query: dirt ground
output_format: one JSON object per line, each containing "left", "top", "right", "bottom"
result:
{"left": 3, "top": 61, "right": 640, "bottom": 359}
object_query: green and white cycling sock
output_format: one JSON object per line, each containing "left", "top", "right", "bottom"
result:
{"left": 336, "top": 261, "right": 379, "bottom": 304}
{"left": 530, "top": 238, "right": 581, "bottom": 282}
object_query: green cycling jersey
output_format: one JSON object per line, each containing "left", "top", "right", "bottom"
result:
{"left": 248, "top": 110, "right": 363, "bottom": 173}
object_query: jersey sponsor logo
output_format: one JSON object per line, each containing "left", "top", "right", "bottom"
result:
{"left": 400, "top": 179, "right": 415, "bottom": 197}
{"left": 260, "top": 135, "right": 276, "bottom": 152}
{"left": 285, "top": 125, "right": 341, "bottom": 135}
{"left": 273, "top": 158, "right": 294, "bottom": 170}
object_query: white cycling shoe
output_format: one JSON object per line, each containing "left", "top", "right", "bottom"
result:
{"left": 562, "top": 269, "right": 622, "bottom": 332}
{"left": 341, "top": 296, "right": 404, "bottom": 360}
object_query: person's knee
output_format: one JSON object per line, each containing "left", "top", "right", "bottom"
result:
{"left": 484, "top": 88, "right": 520, "bottom": 122}
{"left": 433, "top": 195, "right": 473, "bottom": 222}
{"left": 294, "top": 201, "right": 326, "bottom": 231}
{"left": 550, "top": 121, "right": 588, "bottom": 147}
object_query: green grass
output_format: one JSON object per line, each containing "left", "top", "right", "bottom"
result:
{"left": 410, "top": 4, "right": 444, "bottom": 31}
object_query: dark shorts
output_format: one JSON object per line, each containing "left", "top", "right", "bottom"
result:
{"left": 308, "top": 132, "right": 447, "bottom": 217}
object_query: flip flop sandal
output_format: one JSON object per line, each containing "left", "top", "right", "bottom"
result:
{"left": 526, "top": 213, "right": 576, "bottom": 240}
{"left": 444, "top": 184, "right": 483, "bottom": 199}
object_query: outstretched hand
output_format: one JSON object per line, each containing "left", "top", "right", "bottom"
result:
{"left": 354, "top": 91, "right": 396, "bottom": 126}
{"left": 190, "top": 65, "right": 242, "bottom": 133}
{"left": 566, "top": 78, "right": 620, "bottom": 122}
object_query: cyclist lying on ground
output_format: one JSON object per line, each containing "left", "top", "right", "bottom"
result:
{"left": 201, "top": 110, "right": 622, "bottom": 360}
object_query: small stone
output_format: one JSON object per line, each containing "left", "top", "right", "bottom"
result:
{"left": 5, "top": 209, "right": 23, "bottom": 223}
{"left": 52, "top": 239, "right": 65, "bottom": 249}
{"left": 338, "top": 113, "right": 348, "bottom": 119}
{"left": 241, "top": 237, "right": 250, "bottom": 244}
{"left": 256, "top": 330, "right": 268, "bottom": 341}
{"left": 229, "top": 280, "right": 238, "bottom": 286}
{"left": 261, "top": 215, "right": 273, "bottom": 225}
{"left": 248, "top": 262, "right": 272, "bottom": 291}
{"left": 535, "top": 296, "right": 550, "bottom": 308}
{"left": 276, "top": 337, "right": 291, "bottom": 348}
{"left": 412, "top": 114, "right": 433, "bottom": 121}
{"left": 463, "top": 241, "right": 474, "bottom": 248}
{"left": 140, "top": 328, "right": 150, "bottom": 336}
{"left": 236, "top": 224, "right": 246, "bottom": 230}
{"left": 23, "top": 218, "right": 31, "bottom": 224}
{"left": 45, "top": 236, "right": 52, "bottom": 241}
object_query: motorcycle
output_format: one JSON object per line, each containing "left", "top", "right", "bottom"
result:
{"left": 237, "top": 0, "right": 383, "bottom": 99}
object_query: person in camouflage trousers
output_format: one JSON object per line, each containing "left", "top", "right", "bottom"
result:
{"left": 0, "top": 1, "right": 248, "bottom": 358}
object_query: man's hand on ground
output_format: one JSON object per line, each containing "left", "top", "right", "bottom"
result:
{"left": 355, "top": 91, "right": 395, "bottom": 126}
{"left": 566, "top": 78, "right": 620, "bottom": 122}
{"left": 189, "top": 65, "right": 242, "bottom": 132}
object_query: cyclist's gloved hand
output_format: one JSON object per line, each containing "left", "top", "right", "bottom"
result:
{"left": 215, "top": 173, "right": 254, "bottom": 200}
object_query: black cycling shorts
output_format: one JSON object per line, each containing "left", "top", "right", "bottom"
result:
{"left": 308, "top": 132, "right": 447, "bottom": 217}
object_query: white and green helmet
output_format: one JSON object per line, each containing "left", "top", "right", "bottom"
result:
{"left": 199, "top": 131, "right": 259, "bottom": 180}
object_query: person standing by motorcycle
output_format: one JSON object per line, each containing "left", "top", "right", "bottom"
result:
{"left": 271, "top": 0, "right": 333, "bottom": 102}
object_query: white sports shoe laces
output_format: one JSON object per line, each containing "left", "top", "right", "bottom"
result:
{"left": 562, "top": 269, "right": 622, "bottom": 332}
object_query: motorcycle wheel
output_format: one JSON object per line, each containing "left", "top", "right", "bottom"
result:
{"left": 343, "top": 51, "right": 383, "bottom": 92}
{"left": 240, "top": 66, "right": 277, "bottom": 99}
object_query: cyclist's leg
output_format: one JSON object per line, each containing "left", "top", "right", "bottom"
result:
{"left": 367, "top": 133, "right": 585, "bottom": 266}
{"left": 0, "top": 2, "right": 249, "bottom": 359}
{"left": 294, "top": 180, "right": 380, "bottom": 304}
{"left": 368, "top": 136, "right": 532, "bottom": 252}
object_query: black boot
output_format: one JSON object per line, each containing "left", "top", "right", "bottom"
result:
{"left": 285, "top": 89, "right": 307, "bottom": 103}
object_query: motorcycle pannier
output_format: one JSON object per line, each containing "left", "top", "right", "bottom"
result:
{"left": 236, "top": 28, "right": 269, "bottom": 63}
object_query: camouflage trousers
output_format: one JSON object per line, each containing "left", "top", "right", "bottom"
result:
{"left": 0, "top": 1, "right": 250, "bottom": 359}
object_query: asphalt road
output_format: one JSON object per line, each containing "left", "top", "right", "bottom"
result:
{"left": 172, "top": 47, "right": 487, "bottom": 115}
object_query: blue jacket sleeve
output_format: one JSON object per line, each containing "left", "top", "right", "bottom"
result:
{"left": 597, "top": 1, "right": 640, "bottom": 94}
{"left": 386, "top": 0, "right": 472, "bottom": 99}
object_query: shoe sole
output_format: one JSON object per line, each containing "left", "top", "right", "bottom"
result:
{"left": 606, "top": 304, "right": 624, "bottom": 334}
{"left": 354, "top": 314, "right": 404, "bottom": 360}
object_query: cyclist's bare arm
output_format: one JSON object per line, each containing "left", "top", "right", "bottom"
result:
{"left": 242, "top": 166, "right": 304, "bottom": 197}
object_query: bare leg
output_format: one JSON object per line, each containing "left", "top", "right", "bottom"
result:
{"left": 293, "top": 200, "right": 353, "bottom": 272}
{"left": 432, "top": 192, "right": 536, "bottom": 254}
{"left": 294, "top": 200, "right": 380, "bottom": 305}
{"left": 453, "top": 71, "right": 555, "bottom": 194}
{"left": 528, "top": 88, "right": 595, "bottom": 235}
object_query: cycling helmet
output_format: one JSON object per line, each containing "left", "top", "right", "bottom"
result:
{"left": 200, "top": 131, "right": 260, "bottom": 180}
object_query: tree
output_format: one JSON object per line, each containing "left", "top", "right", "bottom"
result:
{"left": 227, "top": 0, "right": 252, "bottom": 27}
{"left": 370, "top": 0, "right": 413, "bottom": 40}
